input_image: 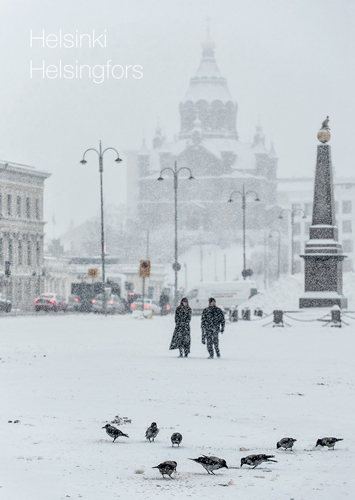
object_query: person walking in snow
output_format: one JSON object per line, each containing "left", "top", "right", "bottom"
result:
{"left": 169, "top": 297, "right": 192, "bottom": 357}
{"left": 201, "top": 298, "right": 225, "bottom": 358}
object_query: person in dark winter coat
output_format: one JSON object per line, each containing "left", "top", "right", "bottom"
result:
{"left": 201, "top": 298, "right": 225, "bottom": 358}
{"left": 169, "top": 298, "right": 192, "bottom": 357}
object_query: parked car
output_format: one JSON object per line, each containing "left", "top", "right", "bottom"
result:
{"left": 92, "top": 294, "right": 130, "bottom": 314}
{"left": 0, "top": 293, "right": 12, "bottom": 312}
{"left": 130, "top": 299, "right": 162, "bottom": 315}
{"left": 34, "top": 293, "right": 67, "bottom": 312}
{"left": 67, "top": 295, "right": 93, "bottom": 313}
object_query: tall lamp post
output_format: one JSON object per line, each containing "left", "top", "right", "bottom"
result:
{"left": 228, "top": 184, "right": 260, "bottom": 279}
{"left": 278, "top": 208, "right": 307, "bottom": 275}
{"left": 269, "top": 229, "right": 281, "bottom": 281}
{"left": 80, "top": 141, "right": 122, "bottom": 314}
{"left": 158, "top": 161, "right": 194, "bottom": 308}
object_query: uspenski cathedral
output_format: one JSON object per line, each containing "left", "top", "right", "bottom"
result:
{"left": 126, "top": 31, "right": 280, "bottom": 233}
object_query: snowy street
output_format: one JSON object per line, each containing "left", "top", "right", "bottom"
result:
{"left": 1, "top": 312, "right": 354, "bottom": 499}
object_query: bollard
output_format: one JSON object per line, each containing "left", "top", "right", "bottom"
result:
{"left": 230, "top": 309, "right": 238, "bottom": 322}
{"left": 254, "top": 308, "right": 263, "bottom": 317}
{"left": 330, "top": 306, "right": 341, "bottom": 327}
{"left": 331, "top": 309, "right": 341, "bottom": 323}
{"left": 273, "top": 310, "right": 283, "bottom": 327}
{"left": 242, "top": 308, "right": 250, "bottom": 321}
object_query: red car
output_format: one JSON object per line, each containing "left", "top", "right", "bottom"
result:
{"left": 34, "top": 293, "right": 67, "bottom": 312}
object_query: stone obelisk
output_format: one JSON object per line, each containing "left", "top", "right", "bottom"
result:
{"left": 299, "top": 117, "right": 347, "bottom": 308}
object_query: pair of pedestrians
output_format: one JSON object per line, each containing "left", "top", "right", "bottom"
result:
{"left": 169, "top": 297, "right": 225, "bottom": 359}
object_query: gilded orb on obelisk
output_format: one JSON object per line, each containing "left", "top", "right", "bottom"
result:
{"left": 317, "top": 116, "right": 331, "bottom": 143}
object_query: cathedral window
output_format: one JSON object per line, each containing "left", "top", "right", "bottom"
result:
{"left": 18, "top": 240, "right": 23, "bottom": 265}
{"left": 26, "top": 197, "right": 31, "bottom": 218}
{"left": 8, "top": 240, "right": 13, "bottom": 263}
{"left": 27, "top": 241, "right": 32, "bottom": 265}
{"left": 35, "top": 199, "right": 40, "bottom": 220}
{"left": 7, "top": 194, "right": 12, "bottom": 216}
{"left": 17, "top": 196, "right": 22, "bottom": 217}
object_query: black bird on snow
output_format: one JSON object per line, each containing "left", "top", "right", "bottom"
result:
{"left": 152, "top": 460, "right": 177, "bottom": 479}
{"left": 316, "top": 437, "right": 343, "bottom": 449}
{"left": 171, "top": 432, "right": 183, "bottom": 447}
{"left": 189, "top": 455, "right": 228, "bottom": 474}
{"left": 102, "top": 423, "right": 129, "bottom": 442}
{"left": 277, "top": 437, "right": 297, "bottom": 451}
{"left": 240, "top": 454, "right": 277, "bottom": 469}
{"left": 145, "top": 422, "right": 159, "bottom": 442}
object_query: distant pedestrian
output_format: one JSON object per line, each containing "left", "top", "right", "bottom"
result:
{"left": 201, "top": 298, "right": 225, "bottom": 358}
{"left": 169, "top": 298, "right": 192, "bottom": 357}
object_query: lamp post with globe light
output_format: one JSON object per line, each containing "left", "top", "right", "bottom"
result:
{"left": 269, "top": 228, "right": 281, "bottom": 281}
{"left": 80, "top": 141, "right": 122, "bottom": 314}
{"left": 158, "top": 161, "right": 194, "bottom": 308}
{"left": 278, "top": 208, "right": 307, "bottom": 275}
{"left": 228, "top": 184, "right": 260, "bottom": 279}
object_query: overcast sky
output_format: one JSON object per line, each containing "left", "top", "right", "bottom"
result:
{"left": 0, "top": 0, "right": 354, "bottom": 237}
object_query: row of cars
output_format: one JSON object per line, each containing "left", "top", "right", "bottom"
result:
{"left": 34, "top": 293, "right": 171, "bottom": 315}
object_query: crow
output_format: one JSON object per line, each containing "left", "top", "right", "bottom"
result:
{"left": 240, "top": 454, "right": 277, "bottom": 469}
{"left": 277, "top": 437, "right": 297, "bottom": 451}
{"left": 171, "top": 432, "right": 183, "bottom": 447}
{"left": 102, "top": 423, "right": 129, "bottom": 442}
{"left": 146, "top": 422, "right": 159, "bottom": 442}
{"left": 189, "top": 455, "right": 228, "bottom": 474}
{"left": 152, "top": 460, "right": 177, "bottom": 479}
{"left": 316, "top": 437, "right": 343, "bottom": 449}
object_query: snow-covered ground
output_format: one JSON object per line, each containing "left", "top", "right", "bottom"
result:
{"left": 1, "top": 311, "right": 354, "bottom": 499}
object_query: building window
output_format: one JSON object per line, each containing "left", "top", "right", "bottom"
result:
{"left": 304, "top": 203, "right": 312, "bottom": 217}
{"left": 343, "top": 239, "right": 353, "bottom": 253}
{"left": 18, "top": 240, "right": 23, "bottom": 265}
{"left": 293, "top": 241, "right": 301, "bottom": 254}
{"left": 17, "top": 196, "right": 22, "bottom": 217}
{"left": 342, "top": 220, "right": 352, "bottom": 233}
{"left": 292, "top": 203, "right": 301, "bottom": 213}
{"left": 8, "top": 240, "right": 13, "bottom": 263}
{"left": 26, "top": 197, "right": 31, "bottom": 218}
{"left": 7, "top": 194, "right": 12, "bottom": 216}
{"left": 27, "top": 241, "right": 32, "bottom": 266}
{"left": 343, "top": 259, "right": 353, "bottom": 272}
{"left": 35, "top": 199, "right": 40, "bottom": 220}
{"left": 342, "top": 200, "right": 352, "bottom": 214}
{"left": 36, "top": 241, "right": 40, "bottom": 266}
{"left": 293, "top": 222, "right": 301, "bottom": 235}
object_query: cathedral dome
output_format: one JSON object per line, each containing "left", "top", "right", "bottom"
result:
{"left": 179, "top": 34, "right": 238, "bottom": 140}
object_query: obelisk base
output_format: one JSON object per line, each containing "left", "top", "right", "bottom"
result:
{"left": 299, "top": 253, "right": 347, "bottom": 308}
{"left": 299, "top": 293, "right": 348, "bottom": 308}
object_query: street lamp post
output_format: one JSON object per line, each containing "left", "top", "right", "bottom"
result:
{"left": 80, "top": 140, "right": 122, "bottom": 314}
{"left": 158, "top": 161, "right": 194, "bottom": 308}
{"left": 278, "top": 208, "right": 307, "bottom": 275}
{"left": 269, "top": 229, "right": 281, "bottom": 281}
{"left": 228, "top": 184, "right": 260, "bottom": 279}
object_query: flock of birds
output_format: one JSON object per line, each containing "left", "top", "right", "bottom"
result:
{"left": 102, "top": 422, "right": 344, "bottom": 480}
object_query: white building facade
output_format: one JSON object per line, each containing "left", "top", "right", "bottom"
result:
{"left": 0, "top": 160, "right": 50, "bottom": 310}
{"left": 277, "top": 177, "right": 355, "bottom": 274}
